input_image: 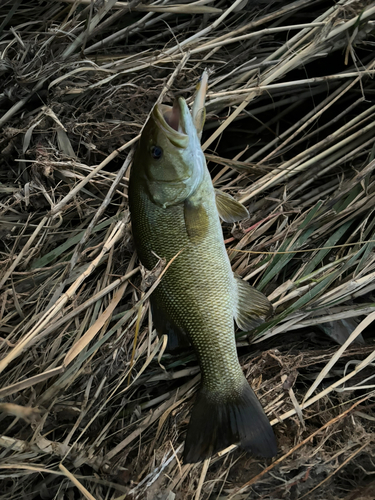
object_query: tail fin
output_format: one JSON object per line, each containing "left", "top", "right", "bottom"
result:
{"left": 184, "top": 381, "right": 277, "bottom": 463}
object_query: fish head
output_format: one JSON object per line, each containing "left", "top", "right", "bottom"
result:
{"left": 135, "top": 97, "right": 205, "bottom": 208}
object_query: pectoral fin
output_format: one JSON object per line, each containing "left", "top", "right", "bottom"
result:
{"left": 234, "top": 276, "right": 273, "bottom": 331}
{"left": 184, "top": 199, "right": 209, "bottom": 241}
{"left": 215, "top": 189, "right": 249, "bottom": 223}
{"left": 151, "top": 295, "right": 190, "bottom": 350}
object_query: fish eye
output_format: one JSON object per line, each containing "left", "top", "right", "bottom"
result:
{"left": 151, "top": 145, "right": 163, "bottom": 160}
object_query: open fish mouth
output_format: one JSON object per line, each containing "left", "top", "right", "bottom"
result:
{"left": 162, "top": 100, "right": 183, "bottom": 133}
{"left": 152, "top": 99, "right": 189, "bottom": 148}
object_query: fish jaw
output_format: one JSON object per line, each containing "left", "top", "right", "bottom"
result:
{"left": 153, "top": 97, "right": 203, "bottom": 146}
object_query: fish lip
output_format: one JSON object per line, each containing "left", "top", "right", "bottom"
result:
{"left": 153, "top": 99, "right": 189, "bottom": 147}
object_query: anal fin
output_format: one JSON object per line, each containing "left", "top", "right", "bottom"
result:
{"left": 150, "top": 295, "right": 190, "bottom": 350}
{"left": 234, "top": 276, "right": 273, "bottom": 331}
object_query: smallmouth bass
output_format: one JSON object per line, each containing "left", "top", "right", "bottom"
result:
{"left": 128, "top": 87, "right": 277, "bottom": 463}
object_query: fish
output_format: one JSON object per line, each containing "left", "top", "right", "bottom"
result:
{"left": 128, "top": 83, "right": 277, "bottom": 463}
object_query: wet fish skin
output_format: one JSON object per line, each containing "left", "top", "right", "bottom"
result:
{"left": 129, "top": 97, "right": 277, "bottom": 462}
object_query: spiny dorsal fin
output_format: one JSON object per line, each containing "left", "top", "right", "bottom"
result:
{"left": 215, "top": 189, "right": 249, "bottom": 223}
{"left": 184, "top": 198, "right": 209, "bottom": 241}
{"left": 234, "top": 276, "right": 273, "bottom": 331}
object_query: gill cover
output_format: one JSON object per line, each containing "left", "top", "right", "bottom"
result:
{"left": 139, "top": 98, "right": 205, "bottom": 208}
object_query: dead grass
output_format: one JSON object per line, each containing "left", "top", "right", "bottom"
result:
{"left": 1, "top": 0, "right": 375, "bottom": 499}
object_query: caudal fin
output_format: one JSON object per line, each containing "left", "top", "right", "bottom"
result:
{"left": 183, "top": 381, "right": 277, "bottom": 463}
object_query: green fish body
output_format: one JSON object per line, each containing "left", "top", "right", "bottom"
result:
{"left": 129, "top": 98, "right": 277, "bottom": 462}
